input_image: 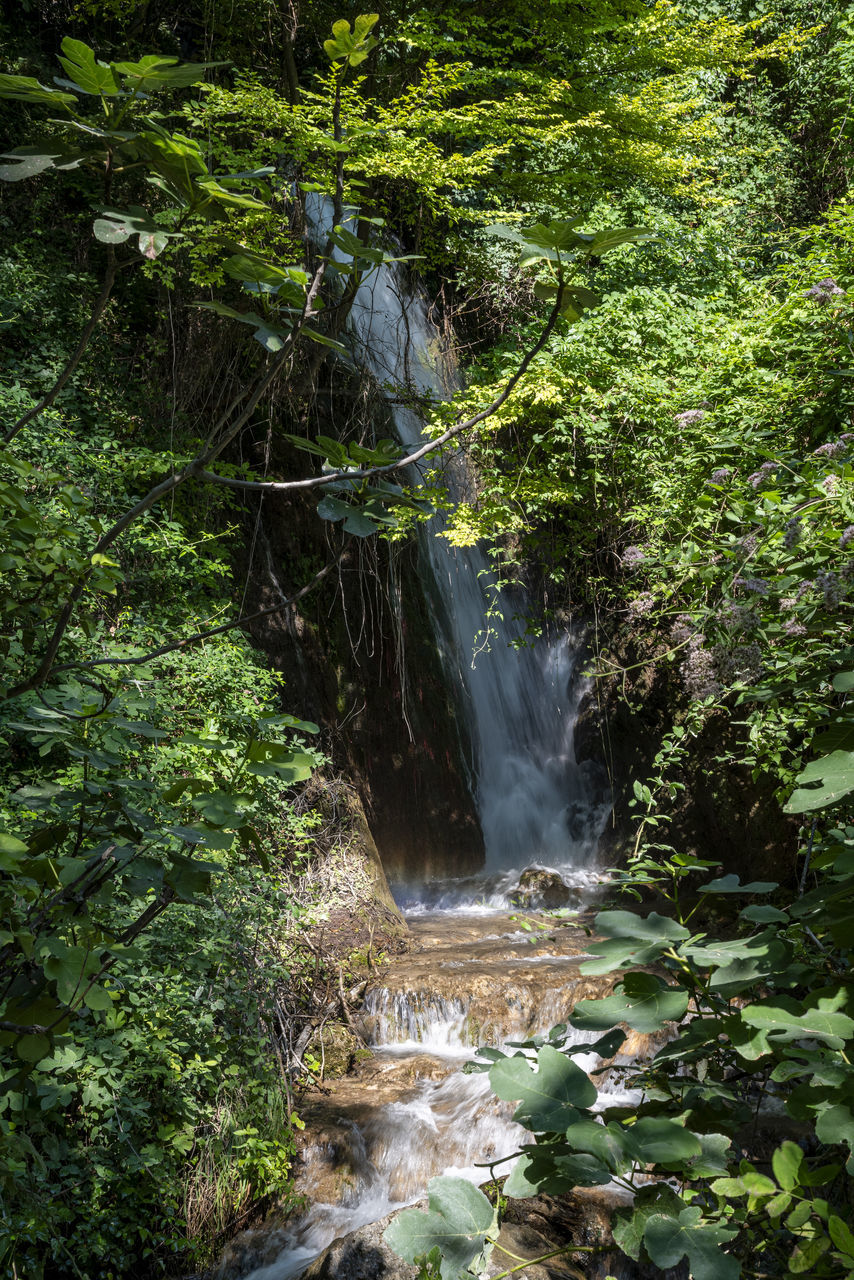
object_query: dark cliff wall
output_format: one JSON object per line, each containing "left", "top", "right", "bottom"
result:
{"left": 241, "top": 483, "right": 485, "bottom": 883}
{"left": 574, "top": 632, "right": 799, "bottom": 888}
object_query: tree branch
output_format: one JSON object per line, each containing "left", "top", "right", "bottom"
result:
{"left": 4, "top": 254, "right": 123, "bottom": 443}
{"left": 196, "top": 297, "right": 563, "bottom": 494}
{"left": 48, "top": 548, "right": 345, "bottom": 677}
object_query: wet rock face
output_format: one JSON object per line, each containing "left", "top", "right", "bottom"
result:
{"left": 513, "top": 867, "right": 583, "bottom": 911}
{"left": 358, "top": 913, "right": 609, "bottom": 1050}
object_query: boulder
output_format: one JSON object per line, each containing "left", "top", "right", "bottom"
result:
{"left": 513, "top": 867, "right": 581, "bottom": 911}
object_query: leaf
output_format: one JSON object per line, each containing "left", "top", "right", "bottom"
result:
{"left": 828, "top": 1213, "right": 854, "bottom": 1257}
{"left": 697, "top": 874, "right": 778, "bottom": 894}
{"left": 789, "top": 1235, "right": 831, "bottom": 1273}
{"left": 832, "top": 671, "right": 854, "bottom": 692}
{"left": 623, "top": 1118, "right": 702, "bottom": 1167}
{"left": 503, "top": 1147, "right": 612, "bottom": 1197}
{"left": 0, "top": 831, "right": 28, "bottom": 871}
{"left": 112, "top": 55, "right": 227, "bottom": 92}
{"left": 323, "top": 14, "right": 380, "bottom": 66}
{"left": 0, "top": 147, "right": 81, "bottom": 182}
{"left": 643, "top": 1206, "right": 739, "bottom": 1280}
{"left": 741, "top": 1001, "right": 854, "bottom": 1049}
{"left": 93, "top": 207, "right": 176, "bottom": 258}
{"left": 489, "top": 1045, "right": 596, "bottom": 1130}
{"left": 0, "top": 73, "right": 77, "bottom": 107}
{"left": 343, "top": 510, "right": 379, "bottom": 537}
{"left": 383, "top": 1176, "right": 497, "bottom": 1280}
{"left": 685, "top": 1132, "right": 733, "bottom": 1178}
{"left": 571, "top": 973, "right": 689, "bottom": 1034}
{"left": 83, "top": 985, "right": 114, "bottom": 1012}
{"left": 740, "top": 904, "right": 789, "bottom": 923}
{"left": 815, "top": 1104, "right": 854, "bottom": 1155}
{"left": 587, "top": 227, "right": 656, "bottom": 255}
{"left": 786, "top": 750, "right": 854, "bottom": 813}
{"left": 58, "top": 38, "right": 119, "bottom": 95}
{"left": 772, "top": 1141, "right": 804, "bottom": 1192}
{"left": 612, "top": 1183, "right": 684, "bottom": 1261}
{"left": 580, "top": 909, "right": 688, "bottom": 974}
{"left": 16, "top": 1033, "right": 52, "bottom": 1063}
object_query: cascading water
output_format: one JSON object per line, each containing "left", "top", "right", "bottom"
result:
{"left": 340, "top": 226, "right": 611, "bottom": 906}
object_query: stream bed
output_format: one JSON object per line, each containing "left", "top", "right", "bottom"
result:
{"left": 219, "top": 886, "right": 654, "bottom": 1280}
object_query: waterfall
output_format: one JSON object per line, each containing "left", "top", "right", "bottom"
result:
{"left": 337, "top": 220, "right": 611, "bottom": 898}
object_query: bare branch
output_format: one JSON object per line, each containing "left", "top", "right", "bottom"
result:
{"left": 49, "top": 548, "right": 346, "bottom": 677}
{"left": 196, "top": 297, "right": 563, "bottom": 495}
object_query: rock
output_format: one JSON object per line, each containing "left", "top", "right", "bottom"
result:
{"left": 298, "top": 1208, "right": 419, "bottom": 1280}
{"left": 306, "top": 1025, "right": 362, "bottom": 1080}
{"left": 513, "top": 867, "right": 581, "bottom": 910}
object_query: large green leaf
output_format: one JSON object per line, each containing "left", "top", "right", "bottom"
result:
{"left": 0, "top": 73, "right": 77, "bottom": 107}
{"left": 697, "top": 874, "right": 778, "bottom": 894}
{"left": 383, "top": 1177, "right": 497, "bottom": 1280}
{"left": 612, "top": 1183, "right": 684, "bottom": 1261}
{"left": 489, "top": 1045, "right": 596, "bottom": 1130}
{"left": 785, "top": 750, "right": 854, "bottom": 813}
{"left": 643, "top": 1206, "right": 739, "bottom": 1280}
{"left": 588, "top": 226, "right": 656, "bottom": 254}
{"left": 740, "top": 1000, "right": 854, "bottom": 1049}
{"left": 93, "top": 206, "right": 175, "bottom": 259}
{"left": 0, "top": 146, "right": 85, "bottom": 182}
{"left": 571, "top": 973, "right": 689, "bottom": 1033}
{"left": 503, "top": 1147, "right": 612, "bottom": 1197}
{"left": 580, "top": 909, "right": 689, "bottom": 975}
{"left": 323, "top": 14, "right": 380, "bottom": 66}
{"left": 59, "top": 38, "right": 120, "bottom": 96}
{"left": 622, "top": 1117, "right": 702, "bottom": 1167}
{"left": 112, "top": 54, "right": 227, "bottom": 91}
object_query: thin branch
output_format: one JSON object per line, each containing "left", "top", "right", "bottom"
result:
{"left": 49, "top": 548, "right": 345, "bottom": 677}
{"left": 4, "top": 253, "right": 131, "bottom": 444}
{"left": 197, "top": 298, "right": 563, "bottom": 495}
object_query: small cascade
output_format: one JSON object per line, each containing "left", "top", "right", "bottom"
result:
{"left": 223, "top": 916, "right": 652, "bottom": 1280}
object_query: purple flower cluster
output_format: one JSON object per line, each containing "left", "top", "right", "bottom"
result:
{"left": 748, "top": 461, "right": 777, "bottom": 489}
{"left": 822, "top": 475, "right": 841, "bottom": 496}
{"left": 682, "top": 637, "right": 720, "bottom": 700}
{"left": 733, "top": 576, "right": 769, "bottom": 596}
{"left": 783, "top": 517, "right": 801, "bottom": 549}
{"left": 720, "top": 602, "right": 759, "bottom": 634}
{"left": 803, "top": 278, "right": 845, "bottom": 304}
{"left": 715, "top": 642, "right": 763, "bottom": 686}
{"left": 622, "top": 546, "right": 645, "bottom": 569}
{"left": 816, "top": 569, "right": 842, "bottom": 608}
{"left": 782, "top": 619, "right": 807, "bottom": 638}
{"left": 628, "top": 592, "right": 655, "bottom": 618}
{"left": 671, "top": 615, "right": 694, "bottom": 645}
{"left": 710, "top": 467, "right": 732, "bottom": 485}
{"left": 740, "top": 532, "right": 760, "bottom": 556}
{"left": 814, "top": 440, "right": 846, "bottom": 458}
{"left": 840, "top": 525, "right": 854, "bottom": 548}
{"left": 675, "top": 409, "right": 707, "bottom": 428}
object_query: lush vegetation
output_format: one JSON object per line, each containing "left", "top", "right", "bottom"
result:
{"left": 1, "top": 0, "right": 854, "bottom": 1277}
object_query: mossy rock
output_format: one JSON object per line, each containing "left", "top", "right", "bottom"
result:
{"left": 307, "top": 1025, "right": 362, "bottom": 1080}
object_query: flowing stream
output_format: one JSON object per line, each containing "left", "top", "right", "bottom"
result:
{"left": 222, "top": 219, "right": 617, "bottom": 1279}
